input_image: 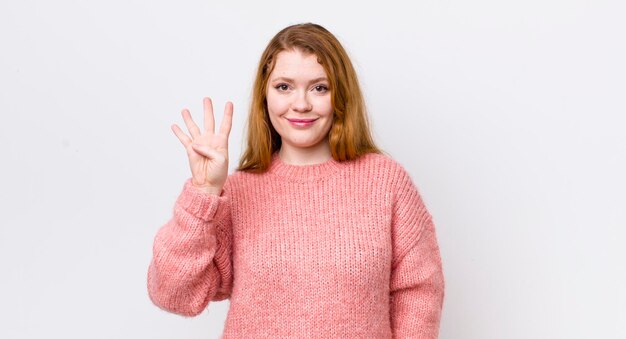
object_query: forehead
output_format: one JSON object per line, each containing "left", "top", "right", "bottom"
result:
{"left": 269, "top": 49, "right": 327, "bottom": 79}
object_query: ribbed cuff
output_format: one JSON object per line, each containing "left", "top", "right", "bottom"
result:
{"left": 176, "top": 178, "right": 226, "bottom": 222}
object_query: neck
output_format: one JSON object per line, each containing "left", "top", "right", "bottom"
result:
{"left": 278, "top": 140, "right": 332, "bottom": 166}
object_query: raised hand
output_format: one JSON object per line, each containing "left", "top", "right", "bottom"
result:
{"left": 171, "top": 97, "right": 233, "bottom": 195}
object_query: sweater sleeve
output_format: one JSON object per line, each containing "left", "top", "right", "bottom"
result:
{"left": 147, "top": 177, "right": 233, "bottom": 317}
{"left": 389, "top": 167, "right": 445, "bottom": 338}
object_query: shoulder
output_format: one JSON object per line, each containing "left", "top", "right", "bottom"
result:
{"left": 352, "top": 153, "right": 426, "bottom": 209}
{"left": 222, "top": 168, "right": 268, "bottom": 193}
{"left": 223, "top": 169, "right": 252, "bottom": 187}
{"left": 349, "top": 152, "right": 415, "bottom": 183}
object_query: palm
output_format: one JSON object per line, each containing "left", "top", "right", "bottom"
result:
{"left": 186, "top": 130, "right": 228, "bottom": 185}
{"left": 172, "top": 97, "right": 234, "bottom": 193}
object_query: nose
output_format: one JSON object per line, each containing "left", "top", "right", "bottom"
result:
{"left": 291, "top": 90, "right": 312, "bottom": 113}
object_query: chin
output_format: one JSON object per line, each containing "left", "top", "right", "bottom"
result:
{"left": 290, "top": 138, "right": 330, "bottom": 149}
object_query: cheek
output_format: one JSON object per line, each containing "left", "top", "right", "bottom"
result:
{"left": 315, "top": 96, "right": 334, "bottom": 116}
{"left": 266, "top": 92, "right": 288, "bottom": 116}
{"left": 265, "top": 94, "right": 283, "bottom": 131}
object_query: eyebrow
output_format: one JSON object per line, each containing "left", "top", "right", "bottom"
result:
{"left": 270, "top": 76, "right": 328, "bottom": 84}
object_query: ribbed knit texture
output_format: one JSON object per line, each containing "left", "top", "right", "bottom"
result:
{"left": 147, "top": 152, "right": 445, "bottom": 338}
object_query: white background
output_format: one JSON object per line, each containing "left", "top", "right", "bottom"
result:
{"left": 1, "top": 0, "right": 624, "bottom": 338}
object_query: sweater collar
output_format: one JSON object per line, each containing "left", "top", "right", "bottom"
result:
{"left": 268, "top": 152, "right": 343, "bottom": 182}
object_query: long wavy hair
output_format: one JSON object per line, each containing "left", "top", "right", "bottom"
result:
{"left": 237, "top": 23, "right": 382, "bottom": 173}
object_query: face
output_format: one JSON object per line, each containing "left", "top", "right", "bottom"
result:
{"left": 266, "top": 49, "right": 334, "bottom": 153}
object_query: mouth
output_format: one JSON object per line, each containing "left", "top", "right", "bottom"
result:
{"left": 286, "top": 117, "right": 318, "bottom": 127}
{"left": 286, "top": 118, "right": 318, "bottom": 123}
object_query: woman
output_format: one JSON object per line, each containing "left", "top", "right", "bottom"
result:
{"left": 147, "top": 23, "right": 445, "bottom": 338}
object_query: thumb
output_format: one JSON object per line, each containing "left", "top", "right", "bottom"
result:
{"left": 191, "top": 143, "right": 223, "bottom": 160}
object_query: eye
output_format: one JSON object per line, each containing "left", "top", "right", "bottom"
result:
{"left": 275, "top": 83, "right": 290, "bottom": 91}
{"left": 313, "top": 85, "right": 329, "bottom": 93}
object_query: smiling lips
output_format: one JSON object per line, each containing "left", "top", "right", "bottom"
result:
{"left": 287, "top": 118, "right": 318, "bottom": 127}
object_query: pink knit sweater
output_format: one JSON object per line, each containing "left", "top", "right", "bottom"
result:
{"left": 147, "top": 152, "right": 445, "bottom": 338}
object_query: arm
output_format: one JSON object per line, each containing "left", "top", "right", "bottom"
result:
{"left": 147, "top": 178, "right": 233, "bottom": 316}
{"left": 389, "top": 168, "right": 445, "bottom": 338}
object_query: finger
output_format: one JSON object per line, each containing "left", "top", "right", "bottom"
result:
{"left": 203, "top": 97, "right": 215, "bottom": 134}
{"left": 181, "top": 109, "right": 201, "bottom": 139}
{"left": 218, "top": 101, "right": 234, "bottom": 137}
{"left": 171, "top": 124, "right": 192, "bottom": 147}
{"left": 192, "top": 143, "right": 225, "bottom": 161}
